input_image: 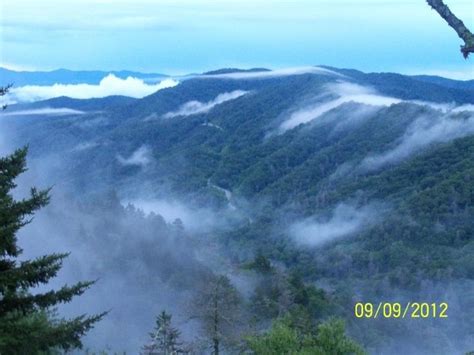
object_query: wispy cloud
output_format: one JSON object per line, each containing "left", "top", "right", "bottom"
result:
{"left": 8, "top": 74, "right": 179, "bottom": 103}
{"left": 360, "top": 113, "right": 474, "bottom": 171}
{"left": 117, "top": 146, "right": 151, "bottom": 167}
{"left": 452, "top": 105, "right": 474, "bottom": 113}
{"left": 3, "top": 107, "right": 85, "bottom": 116}
{"left": 200, "top": 66, "right": 343, "bottom": 80}
{"left": 409, "top": 101, "right": 474, "bottom": 114}
{"left": 290, "top": 203, "right": 380, "bottom": 247}
{"left": 278, "top": 80, "right": 474, "bottom": 134}
{"left": 72, "top": 142, "right": 100, "bottom": 152}
{"left": 279, "top": 82, "right": 400, "bottom": 132}
{"left": 0, "top": 62, "right": 38, "bottom": 71}
{"left": 163, "top": 90, "right": 248, "bottom": 118}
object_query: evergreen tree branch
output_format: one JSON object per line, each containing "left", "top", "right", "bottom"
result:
{"left": 0, "top": 310, "right": 107, "bottom": 352}
{"left": 0, "top": 253, "right": 69, "bottom": 291}
{"left": 0, "top": 281, "right": 95, "bottom": 315}
{"left": 0, "top": 84, "right": 12, "bottom": 110}
{"left": 0, "top": 147, "right": 29, "bottom": 192}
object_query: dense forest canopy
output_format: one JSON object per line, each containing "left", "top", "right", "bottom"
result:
{"left": 1, "top": 64, "right": 473, "bottom": 353}
{"left": 0, "top": 1, "right": 473, "bottom": 353}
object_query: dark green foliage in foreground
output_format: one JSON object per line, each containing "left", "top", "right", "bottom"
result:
{"left": 0, "top": 148, "right": 104, "bottom": 353}
{"left": 246, "top": 316, "right": 365, "bottom": 355}
{"left": 143, "top": 306, "right": 365, "bottom": 354}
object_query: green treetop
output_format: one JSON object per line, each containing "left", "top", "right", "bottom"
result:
{"left": 0, "top": 147, "right": 105, "bottom": 354}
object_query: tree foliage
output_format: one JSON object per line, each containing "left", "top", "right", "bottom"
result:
{"left": 191, "top": 275, "right": 241, "bottom": 355}
{"left": 0, "top": 83, "right": 12, "bottom": 110}
{"left": 246, "top": 317, "right": 365, "bottom": 355}
{"left": 0, "top": 147, "right": 104, "bottom": 353}
{"left": 142, "top": 310, "right": 184, "bottom": 355}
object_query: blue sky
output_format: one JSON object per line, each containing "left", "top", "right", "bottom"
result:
{"left": 1, "top": 0, "right": 473, "bottom": 78}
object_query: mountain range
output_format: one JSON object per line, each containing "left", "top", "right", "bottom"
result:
{"left": 1, "top": 66, "right": 473, "bottom": 354}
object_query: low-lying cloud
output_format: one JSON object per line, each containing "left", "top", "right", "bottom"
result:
{"left": 410, "top": 101, "right": 474, "bottom": 114}
{"left": 452, "top": 104, "right": 474, "bottom": 113}
{"left": 3, "top": 107, "right": 85, "bottom": 116}
{"left": 123, "top": 198, "right": 220, "bottom": 233}
{"left": 201, "top": 66, "right": 343, "bottom": 80}
{"left": 290, "top": 203, "right": 380, "bottom": 247}
{"left": 360, "top": 113, "right": 474, "bottom": 171}
{"left": 8, "top": 74, "right": 179, "bottom": 103}
{"left": 117, "top": 146, "right": 151, "bottom": 167}
{"left": 72, "top": 141, "right": 100, "bottom": 152}
{"left": 163, "top": 90, "right": 248, "bottom": 118}
{"left": 279, "top": 82, "right": 401, "bottom": 132}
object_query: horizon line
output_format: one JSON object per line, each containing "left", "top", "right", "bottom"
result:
{"left": 1, "top": 63, "right": 474, "bottom": 81}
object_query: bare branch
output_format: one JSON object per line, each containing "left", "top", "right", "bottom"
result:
{"left": 427, "top": 0, "right": 474, "bottom": 58}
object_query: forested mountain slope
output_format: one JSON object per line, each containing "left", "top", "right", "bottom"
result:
{"left": 2, "top": 66, "right": 473, "bottom": 354}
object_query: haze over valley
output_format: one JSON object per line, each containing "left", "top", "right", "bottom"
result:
{"left": 1, "top": 64, "right": 473, "bottom": 354}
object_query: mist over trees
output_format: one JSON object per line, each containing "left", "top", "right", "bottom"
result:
{"left": 0, "top": 148, "right": 366, "bottom": 354}
{"left": 0, "top": 0, "right": 472, "bottom": 353}
{"left": 1, "top": 47, "right": 473, "bottom": 353}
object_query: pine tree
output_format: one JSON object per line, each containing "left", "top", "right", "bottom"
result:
{"left": 0, "top": 147, "right": 105, "bottom": 353}
{"left": 1, "top": 84, "right": 12, "bottom": 110}
{"left": 142, "top": 310, "right": 184, "bottom": 355}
